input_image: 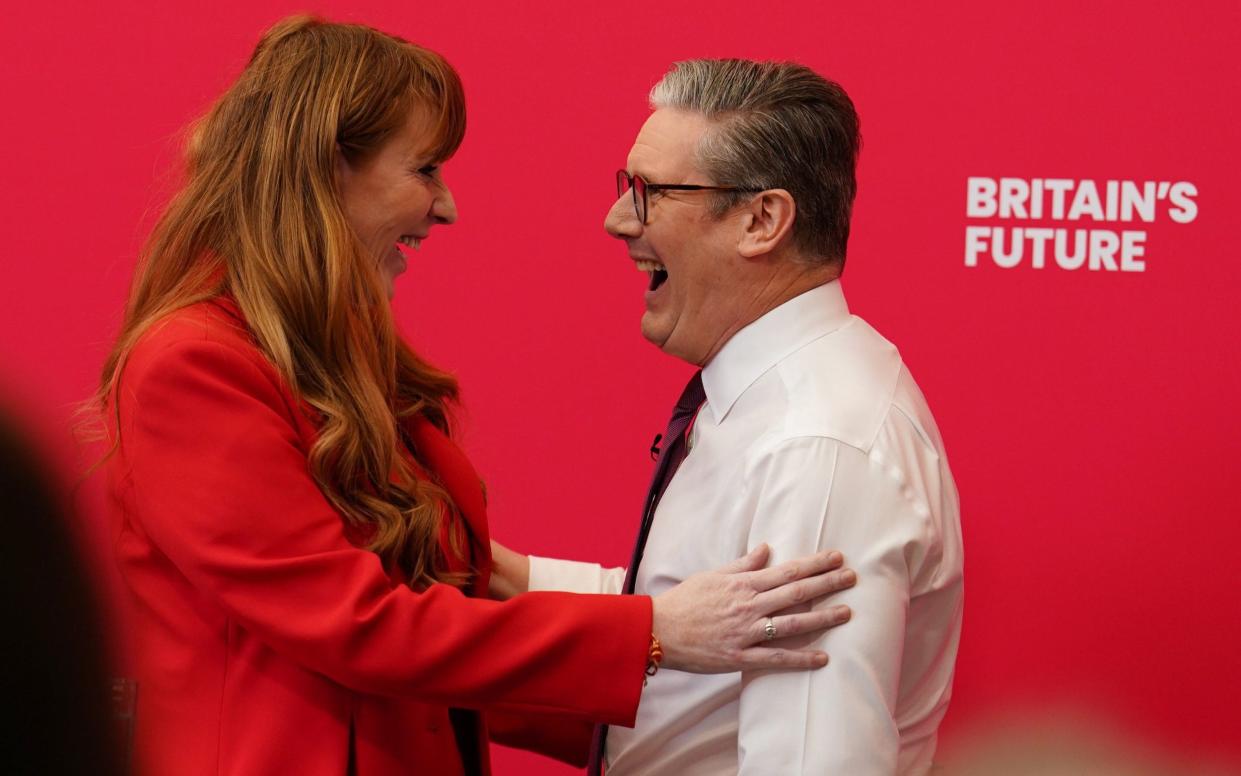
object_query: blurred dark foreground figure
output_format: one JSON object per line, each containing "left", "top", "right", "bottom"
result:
{"left": 0, "top": 412, "right": 123, "bottom": 775}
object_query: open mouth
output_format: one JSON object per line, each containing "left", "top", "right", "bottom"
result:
{"left": 395, "top": 235, "right": 422, "bottom": 257}
{"left": 635, "top": 259, "right": 668, "bottom": 291}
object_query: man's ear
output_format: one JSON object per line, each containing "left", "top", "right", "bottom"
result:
{"left": 738, "top": 189, "right": 796, "bottom": 258}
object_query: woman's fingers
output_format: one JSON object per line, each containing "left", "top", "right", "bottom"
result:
{"left": 716, "top": 542, "right": 770, "bottom": 574}
{"left": 736, "top": 646, "right": 829, "bottom": 671}
{"left": 753, "top": 605, "right": 852, "bottom": 644}
{"left": 745, "top": 549, "right": 843, "bottom": 593}
{"left": 753, "top": 565, "right": 856, "bottom": 614}
{"left": 736, "top": 606, "right": 855, "bottom": 670}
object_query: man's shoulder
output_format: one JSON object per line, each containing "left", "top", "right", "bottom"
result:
{"left": 769, "top": 315, "right": 935, "bottom": 454}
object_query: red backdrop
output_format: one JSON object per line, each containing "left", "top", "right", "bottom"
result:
{"left": 3, "top": 0, "right": 1238, "bottom": 772}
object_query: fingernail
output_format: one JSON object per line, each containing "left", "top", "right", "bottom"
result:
{"left": 835, "top": 606, "right": 852, "bottom": 621}
{"left": 816, "top": 653, "right": 829, "bottom": 666}
{"left": 826, "top": 551, "right": 842, "bottom": 564}
{"left": 842, "top": 570, "right": 856, "bottom": 585}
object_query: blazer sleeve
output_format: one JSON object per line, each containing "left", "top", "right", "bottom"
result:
{"left": 114, "top": 333, "right": 650, "bottom": 725}
{"left": 485, "top": 710, "right": 595, "bottom": 767}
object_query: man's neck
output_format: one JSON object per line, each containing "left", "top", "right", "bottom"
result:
{"left": 697, "top": 262, "right": 840, "bottom": 367}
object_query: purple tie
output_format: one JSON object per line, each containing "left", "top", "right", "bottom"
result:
{"left": 588, "top": 370, "right": 706, "bottom": 776}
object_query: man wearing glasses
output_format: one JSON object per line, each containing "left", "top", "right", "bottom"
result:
{"left": 496, "top": 59, "right": 964, "bottom": 775}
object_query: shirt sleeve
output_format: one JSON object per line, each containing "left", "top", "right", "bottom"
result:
{"left": 528, "top": 555, "right": 627, "bottom": 595}
{"left": 115, "top": 334, "right": 651, "bottom": 724}
{"left": 736, "top": 434, "right": 927, "bottom": 776}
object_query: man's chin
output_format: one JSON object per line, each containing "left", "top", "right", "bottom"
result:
{"left": 640, "top": 314, "right": 668, "bottom": 349}
{"left": 642, "top": 316, "right": 700, "bottom": 364}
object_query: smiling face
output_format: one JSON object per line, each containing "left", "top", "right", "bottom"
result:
{"left": 604, "top": 108, "right": 756, "bottom": 366}
{"left": 338, "top": 108, "right": 458, "bottom": 298}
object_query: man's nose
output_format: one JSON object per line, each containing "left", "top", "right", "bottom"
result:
{"left": 604, "top": 193, "right": 640, "bottom": 239}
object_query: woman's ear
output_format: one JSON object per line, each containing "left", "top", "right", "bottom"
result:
{"left": 335, "top": 142, "right": 351, "bottom": 184}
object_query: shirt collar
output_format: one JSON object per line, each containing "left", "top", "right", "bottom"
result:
{"left": 700, "top": 280, "right": 851, "bottom": 425}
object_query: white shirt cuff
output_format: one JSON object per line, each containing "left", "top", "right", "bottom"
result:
{"left": 528, "top": 555, "right": 626, "bottom": 595}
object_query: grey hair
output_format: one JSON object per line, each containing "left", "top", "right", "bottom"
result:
{"left": 649, "top": 59, "right": 860, "bottom": 266}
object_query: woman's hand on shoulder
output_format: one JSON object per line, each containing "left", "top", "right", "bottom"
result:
{"left": 651, "top": 544, "right": 856, "bottom": 673}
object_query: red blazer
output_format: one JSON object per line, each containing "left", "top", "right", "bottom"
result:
{"left": 107, "top": 298, "right": 650, "bottom": 775}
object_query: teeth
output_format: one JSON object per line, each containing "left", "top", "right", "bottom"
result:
{"left": 635, "top": 259, "right": 664, "bottom": 273}
{"left": 398, "top": 236, "right": 422, "bottom": 250}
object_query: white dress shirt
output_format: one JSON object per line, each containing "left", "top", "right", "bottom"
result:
{"left": 529, "top": 281, "right": 963, "bottom": 776}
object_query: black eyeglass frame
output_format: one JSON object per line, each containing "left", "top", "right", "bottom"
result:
{"left": 616, "top": 170, "right": 765, "bottom": 224}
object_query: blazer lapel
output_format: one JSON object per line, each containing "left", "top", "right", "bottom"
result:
{"left": 406, "top": 416, "right": 492, "bottom": 597}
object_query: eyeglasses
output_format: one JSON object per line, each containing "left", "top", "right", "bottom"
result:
{"left": 616, "top": 170, "right": 765, "bottom": 224}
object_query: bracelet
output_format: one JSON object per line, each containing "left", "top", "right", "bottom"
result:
{"left": 645, "top": 633, "right": 664, "bottom": 681}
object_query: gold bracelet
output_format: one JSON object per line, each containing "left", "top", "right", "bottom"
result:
{"left": 645, "top": 633, "right": 664, "bottom": 680}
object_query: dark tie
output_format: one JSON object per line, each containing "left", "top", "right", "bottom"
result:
{"left": 587, "top": 370, "right": 706, "bottom": 775}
